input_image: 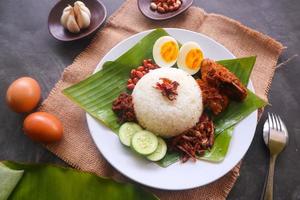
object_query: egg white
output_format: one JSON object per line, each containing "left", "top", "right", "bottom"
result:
{"left": 177, "top": 42, "right": 203, "bottom": 75}
{"left": 152, "top": 36, "right": 179, "bottom": 68}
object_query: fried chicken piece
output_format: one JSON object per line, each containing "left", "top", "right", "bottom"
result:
{"left": 201, "top": 59, "right": 248, "bottom": 101}
{"left": 197, "top": 79, "right": 229, "bottom": 115}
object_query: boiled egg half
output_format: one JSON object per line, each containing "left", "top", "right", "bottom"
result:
{"left": 177, "top": 42, "right": 204, "bottom": 75}
{"left": 153, "top": 36, "right": 179, "bottom": 68}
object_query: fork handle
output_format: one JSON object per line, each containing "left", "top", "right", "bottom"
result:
{"left": 262, "top": 154, "right": 277, "bottom": 200}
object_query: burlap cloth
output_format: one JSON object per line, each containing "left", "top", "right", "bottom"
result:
{"left": 40, "top": 0, "right": 283, "bottom": 199}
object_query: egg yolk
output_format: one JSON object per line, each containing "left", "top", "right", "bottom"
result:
{"left": 185, "top": 49, "right": 203, "bottom": 69}
{"left": 160, "top": 41, "right": 178, "bottom": 62}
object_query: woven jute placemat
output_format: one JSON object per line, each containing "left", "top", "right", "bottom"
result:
{"left": 40, "top": 0, "right": 283, "bottom": 199}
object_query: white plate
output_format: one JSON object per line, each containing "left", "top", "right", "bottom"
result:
{"left": 86, "top": 28, "right": 257, "bottom": 190}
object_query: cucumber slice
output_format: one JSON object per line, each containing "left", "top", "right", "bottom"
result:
{"left": 131, "top": 131, "right": 158, "bottom": 155}
{"left": 118, "top": 122, "right": 142, "bottom": 146}
{"left": 147, "top": 137, "right": 167, "bottom": 161}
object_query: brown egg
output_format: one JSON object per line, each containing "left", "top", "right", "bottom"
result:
{"left": 23, "top": 112, "right": 63, "bottom": 143}
{"left": 6, "top": 77, "right": 41, "bottom": 113}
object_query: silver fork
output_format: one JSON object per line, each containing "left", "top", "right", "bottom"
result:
{"left": 261, "top": 112, "right": 289, "bottom": 200}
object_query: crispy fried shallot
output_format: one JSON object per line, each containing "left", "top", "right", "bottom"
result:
{"left": 154, "top": 78, "right": 179, "bottom": 101}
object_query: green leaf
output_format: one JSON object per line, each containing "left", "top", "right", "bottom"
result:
{"left": 157, "top": 151, "right": 180, "bottom": 168}
{"left": 214, "top": 90, "right": 267, "bottom": 135}
{"left": 217, "top": 56, "right": 256, "bottom": 85}
{"left": 2, "top": 161, "right": 158, "bottom": 200}
{"left": 0, "top": 163, "right": 23, "bottom": 200}
{"left": 201, "top": 127, "right": 233, "bottom": 162}
{"left": 63, "top": 29, "right": 266, "bottom": 167}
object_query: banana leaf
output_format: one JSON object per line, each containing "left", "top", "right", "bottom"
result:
{"left": 201, "top": 127, "right": 234, "bottom": 162}
{"left": 63, "top": 29, "right": 266, "bottom": 167}
{"left": 1, "top": 161, "right": 158, "bottom": 200}
{"left": 218, "top": 56, "right": 256, "bottom": 85}
{"left": 214, "top": 90, "right": 266, "bottom": 135}
{"left": 0, "top": 163, "right": 23, "bottom": 200}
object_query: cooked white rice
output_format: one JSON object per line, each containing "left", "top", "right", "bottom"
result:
{"left": 132, "top": 68, "right": 203, "bottom": 138}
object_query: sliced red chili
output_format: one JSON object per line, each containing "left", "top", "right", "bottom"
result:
{"left": 154, "top": 78, "right": 179, "bottom": 101}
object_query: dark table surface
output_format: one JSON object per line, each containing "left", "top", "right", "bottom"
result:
{"left": 1, "top": 0, "right": 299, "bottom": 199}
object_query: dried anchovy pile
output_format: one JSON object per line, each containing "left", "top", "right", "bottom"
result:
{"left": 169, "top": 114, "right": 214, "bottom": 162}
{"left": 154, "top": 78, "right": 179, "bottom": 101}
{"left": 112, "top": 93, "right": 136, "bottom": 123}
{"left": 127, "top": 59, "right": 159, "bottom": 90}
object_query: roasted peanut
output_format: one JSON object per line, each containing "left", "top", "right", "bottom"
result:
{"left": 149, "top": 0, "right": 182, "bottom": 14}
{"left": 150, "top": 2, "right": 157, "bottom": 10}
{"left": 157, "top": 6, "right": 165, "bottom": 13}
{"left": 135, "top": 71, "right": 144, "bottom": 78}
{"left": 127, "top": 60, "right": 159, "bottom": 90}
{"left": 127, "top": 84, "right": 135, "bottom": 90}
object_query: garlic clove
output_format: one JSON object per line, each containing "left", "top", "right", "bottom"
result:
{"left": 74, "top": 1, "right": 91, "bottom": 18}
{"left": 66, "top": 9, "right": 80, "bottom": 33}
{"left": 60, "top": 1, "right": 91, "bottom": 33}
{"left": 73, "top": 3, "right": 91, "bottom": 29}
{"left": 60, "top": 5, "right": 73, "bottom": 29}
{"left": 74, "top": 1, "right": 85, "bottom": 7}
{"left": 80, "top": 6, "right": 91, "bottom": 18}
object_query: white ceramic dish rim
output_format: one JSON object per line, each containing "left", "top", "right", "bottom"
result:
{"left": 86, "top": 28, "right": 257, "bottom": 190}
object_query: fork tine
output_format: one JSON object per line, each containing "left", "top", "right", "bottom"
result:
{"left": 278, "top": 115, "right": 287, "bottom": 134}
{"left": 272, "top": 113, "right": 279, "bottom": 131}
{"left": 268, "top": 112, "right": 273, "bottom": 129}
{"left": 274, "top": 114, "right": 282, "bottom": 131}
